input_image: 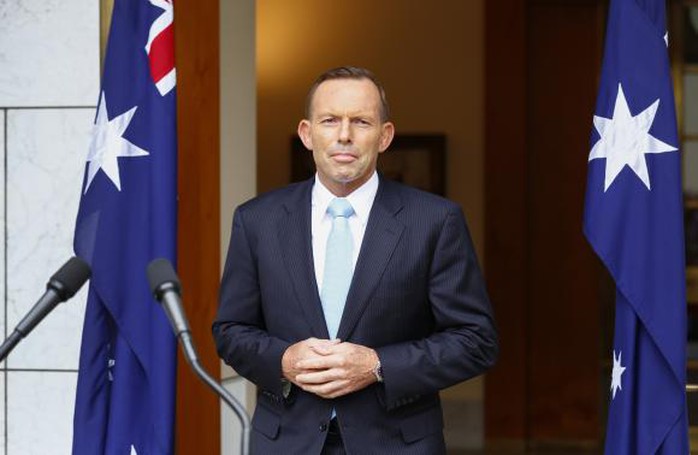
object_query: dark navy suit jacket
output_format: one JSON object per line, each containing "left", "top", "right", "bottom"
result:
{"left": 213, "top": 176, "right": 498, "bottom": 455}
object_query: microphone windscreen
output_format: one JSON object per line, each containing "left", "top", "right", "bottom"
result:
{"left": 146, "top": 258, "right": 181, "bottom": 296}
{"left": 50, "top": 257, "right": 91, "bottom": 299}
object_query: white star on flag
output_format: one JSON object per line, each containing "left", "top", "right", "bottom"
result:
{"left": 589, "top": 83, "right": 677, "bottom": 192}
{"left": 107, "top": 358, "right": 115, "bottom": 382}
{"left": 611, "top": 350, "right": 626, "bottom": 400}
{"left": 84, "top": 92, "right": 149, "bottom": 194}
{"left": 130, "top": 445, "right": 137, "bottom": 455}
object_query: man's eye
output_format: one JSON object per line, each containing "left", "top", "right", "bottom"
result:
{"left": 321, "top": 118, "right": 338, "bottom": 124}
{"left": 353, "top": 119, "right": 370, "bottom": 126}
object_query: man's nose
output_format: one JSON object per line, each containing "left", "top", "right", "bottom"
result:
{"left": 338, "top": 118, "right": 352, "bottom": 143}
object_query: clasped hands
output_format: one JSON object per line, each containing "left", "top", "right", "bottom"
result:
{"left": 281, "top": 337, "right": 379, "bottom": 399}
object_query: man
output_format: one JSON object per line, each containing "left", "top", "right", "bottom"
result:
{"left": 213, "top": 66, "right": 498, "bottom": 454}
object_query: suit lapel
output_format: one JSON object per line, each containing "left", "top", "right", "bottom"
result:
{"left": 337, "top": 179, "right": 404, "bottom": 341}
{"left": 278, "top": 179, "right": 330, "bottom": 339}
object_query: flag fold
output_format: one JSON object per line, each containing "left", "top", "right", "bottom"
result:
{"left": 584, "top": 0, "right": 688, "bottom": 453}
{"left": 72, "top": 0, "right": 178, "bottom": 453}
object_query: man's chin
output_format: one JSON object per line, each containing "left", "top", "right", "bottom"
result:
{"left": 318, "top": 168, "right": 374, "bottom": 192}
{"left": 331, "top": 174, "right": 360, "bottom": 185}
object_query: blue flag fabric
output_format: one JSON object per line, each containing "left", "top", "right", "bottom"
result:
{"left": 584, "top": 0, "right": 688, "bottom": 453}
{"left": 72, "top": 0, "right": 177, "bottom": 453}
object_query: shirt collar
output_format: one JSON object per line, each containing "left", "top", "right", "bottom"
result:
{"left": 312, "top": 171, "right": 379, "bottom": 225}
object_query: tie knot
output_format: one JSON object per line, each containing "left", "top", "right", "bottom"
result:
{"left": 327, "top": 198, "right": 354, "bottom": 219}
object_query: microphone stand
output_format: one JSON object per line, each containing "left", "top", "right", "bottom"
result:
{"left": 147, "top": 259, "right": 250, "bottom": 454}
{"left": 177, "top": 330, "right": 251, "bottom": 455}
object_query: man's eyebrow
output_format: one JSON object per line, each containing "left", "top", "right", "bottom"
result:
{"left": 315, "top": 109, "right": 378, "bottom": 118}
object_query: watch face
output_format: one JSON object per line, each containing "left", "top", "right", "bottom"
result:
{"left": 374, "top": 362, "right": 384, "bottom": 382}
{"left": 281, "top": 379, "right": 292, "bottom": 398}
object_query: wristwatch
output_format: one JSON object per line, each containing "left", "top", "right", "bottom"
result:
{"left": 372, "top": 360, "right": 384, "bottom": 383}
{"left": 281, "top": 378, "right": 292, "bottom": 398}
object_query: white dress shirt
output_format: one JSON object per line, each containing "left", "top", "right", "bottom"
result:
{"left": 311, "top": 171, "right": 379, "bottom": 291}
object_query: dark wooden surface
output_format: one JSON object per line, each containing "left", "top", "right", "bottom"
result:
{"left": 485, "top": 0, "right": 605, "bottom": 447}
{"left": 175, "top": 0, "right": 221, "bottom": 453}
{"left": 526, "top": 2, "right": 603, "bottom": 442}
{"left": 484, "top": 0, "right": 529, "bottom": 443}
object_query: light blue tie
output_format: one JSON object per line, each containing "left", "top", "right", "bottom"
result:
{"left": 320, "top": 198, "right": 355, "bottom": 339}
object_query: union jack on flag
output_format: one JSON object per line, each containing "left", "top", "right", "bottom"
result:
{"left": 145, "top": 0, "right": 176, "bottom": 96}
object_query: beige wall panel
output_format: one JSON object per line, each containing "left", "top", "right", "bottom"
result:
{"left": 257, "top": 0, "right": 485, "bottom": 256}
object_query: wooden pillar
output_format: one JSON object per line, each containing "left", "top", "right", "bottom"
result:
{"left": 526, "top": 1, "right": 604, "bottom": 444}
{"left": 174, "top": 0, "right": 221, "bottom": 453}
{"left": 485, "top": 0, "right": 605, "bottom": 448}
{"left": 484, "top": 0, "right": 529, "bottom": 446}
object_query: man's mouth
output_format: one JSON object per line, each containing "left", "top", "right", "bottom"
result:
{"left": 330, "top": 152, "right": 357, "bottom": 163}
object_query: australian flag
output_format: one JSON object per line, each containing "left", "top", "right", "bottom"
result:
{"left": 72, "top": 0, "right": 177, "bottom": 453}
{"left": 584, "top": 0, "right": 688, "bottom": 453}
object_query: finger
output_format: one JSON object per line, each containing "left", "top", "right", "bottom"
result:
{"left": 315, "top": 341, "right": 360, "bottom": 357}
{"left": 312, "top": 347, "right": 334, "bottom": 357}
{"left": 295, "top": 360, "right": 331, "bottom": 371}
{"left": 294, "top": 347, "right": 328, "bottom": 362}
{"left": 297, "top": 355, "right": 343, "bottom": 370}
{"left": 320, "top": 381, "right": 356, "bottom": 399}
{"left": 296, "top": 369, "right": 340, "bottom": 385}
{"left": 309, "top": 339, "right": 341, "bottom": 353}
{"left": 294, "top": 342, "right": 337, "bottom": 361}
{"left": 304, "top": 379, "right": 350, "bottom": 397}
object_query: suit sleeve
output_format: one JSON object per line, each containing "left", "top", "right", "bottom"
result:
{"left": 375, "top": 206, "right": 498, "bottom": 409}
{"left": 212, "top": 207, "right": 291, "bottom": 396}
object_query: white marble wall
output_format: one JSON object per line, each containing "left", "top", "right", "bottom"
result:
{"left": 0, "top": 0, "right": 98, "bottom": 107}
{"left": 0, "top": 110, "right": 5, "bottom": 452}
{"left": 6, "top": 110, "right": 91, "bottom": 371}
{"left": 0, "top": 0, "right": 99, "bottom": 453}
{"left": 0, "top": 110, "right": 5, "bottom": 354}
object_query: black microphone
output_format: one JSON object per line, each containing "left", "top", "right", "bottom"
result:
{"left": 0, "top": 256, "right": 91, "bottom": 362}
{"left": 146, "top": 258, "right": 190, "bottom": 338}
{"left": 146, "top": 258, "right": 251, "bottom": 455}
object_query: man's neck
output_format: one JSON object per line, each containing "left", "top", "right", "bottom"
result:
{"left": 316, "top": 173, "right": 376, "bottom": 198}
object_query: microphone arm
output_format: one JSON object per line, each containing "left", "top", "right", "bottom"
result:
{"left": 0, "top": 257, "right": 91, "bottom": 362}
{"left": 178, "top": 330, "right": 251, "bottom": 455}
{"left": 147, "top": 259, "right": 250, "bottom": 455}
{"left": 0, "top": 289, "right": 60, "bottom": 362}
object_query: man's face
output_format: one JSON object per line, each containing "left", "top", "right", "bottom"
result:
{"left": 298, "top": 78, "right": 394, "bottom": 196}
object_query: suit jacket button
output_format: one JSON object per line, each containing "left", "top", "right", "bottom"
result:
{"left": 319, "top": 423, "right": 328, "bottom": 432}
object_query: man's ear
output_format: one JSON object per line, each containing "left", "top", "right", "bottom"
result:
{"left": 298, "top": 119, "right": 313, "bottom": 150}
{"left": 378, "top": 122, "right": 395, "bottom": 153}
